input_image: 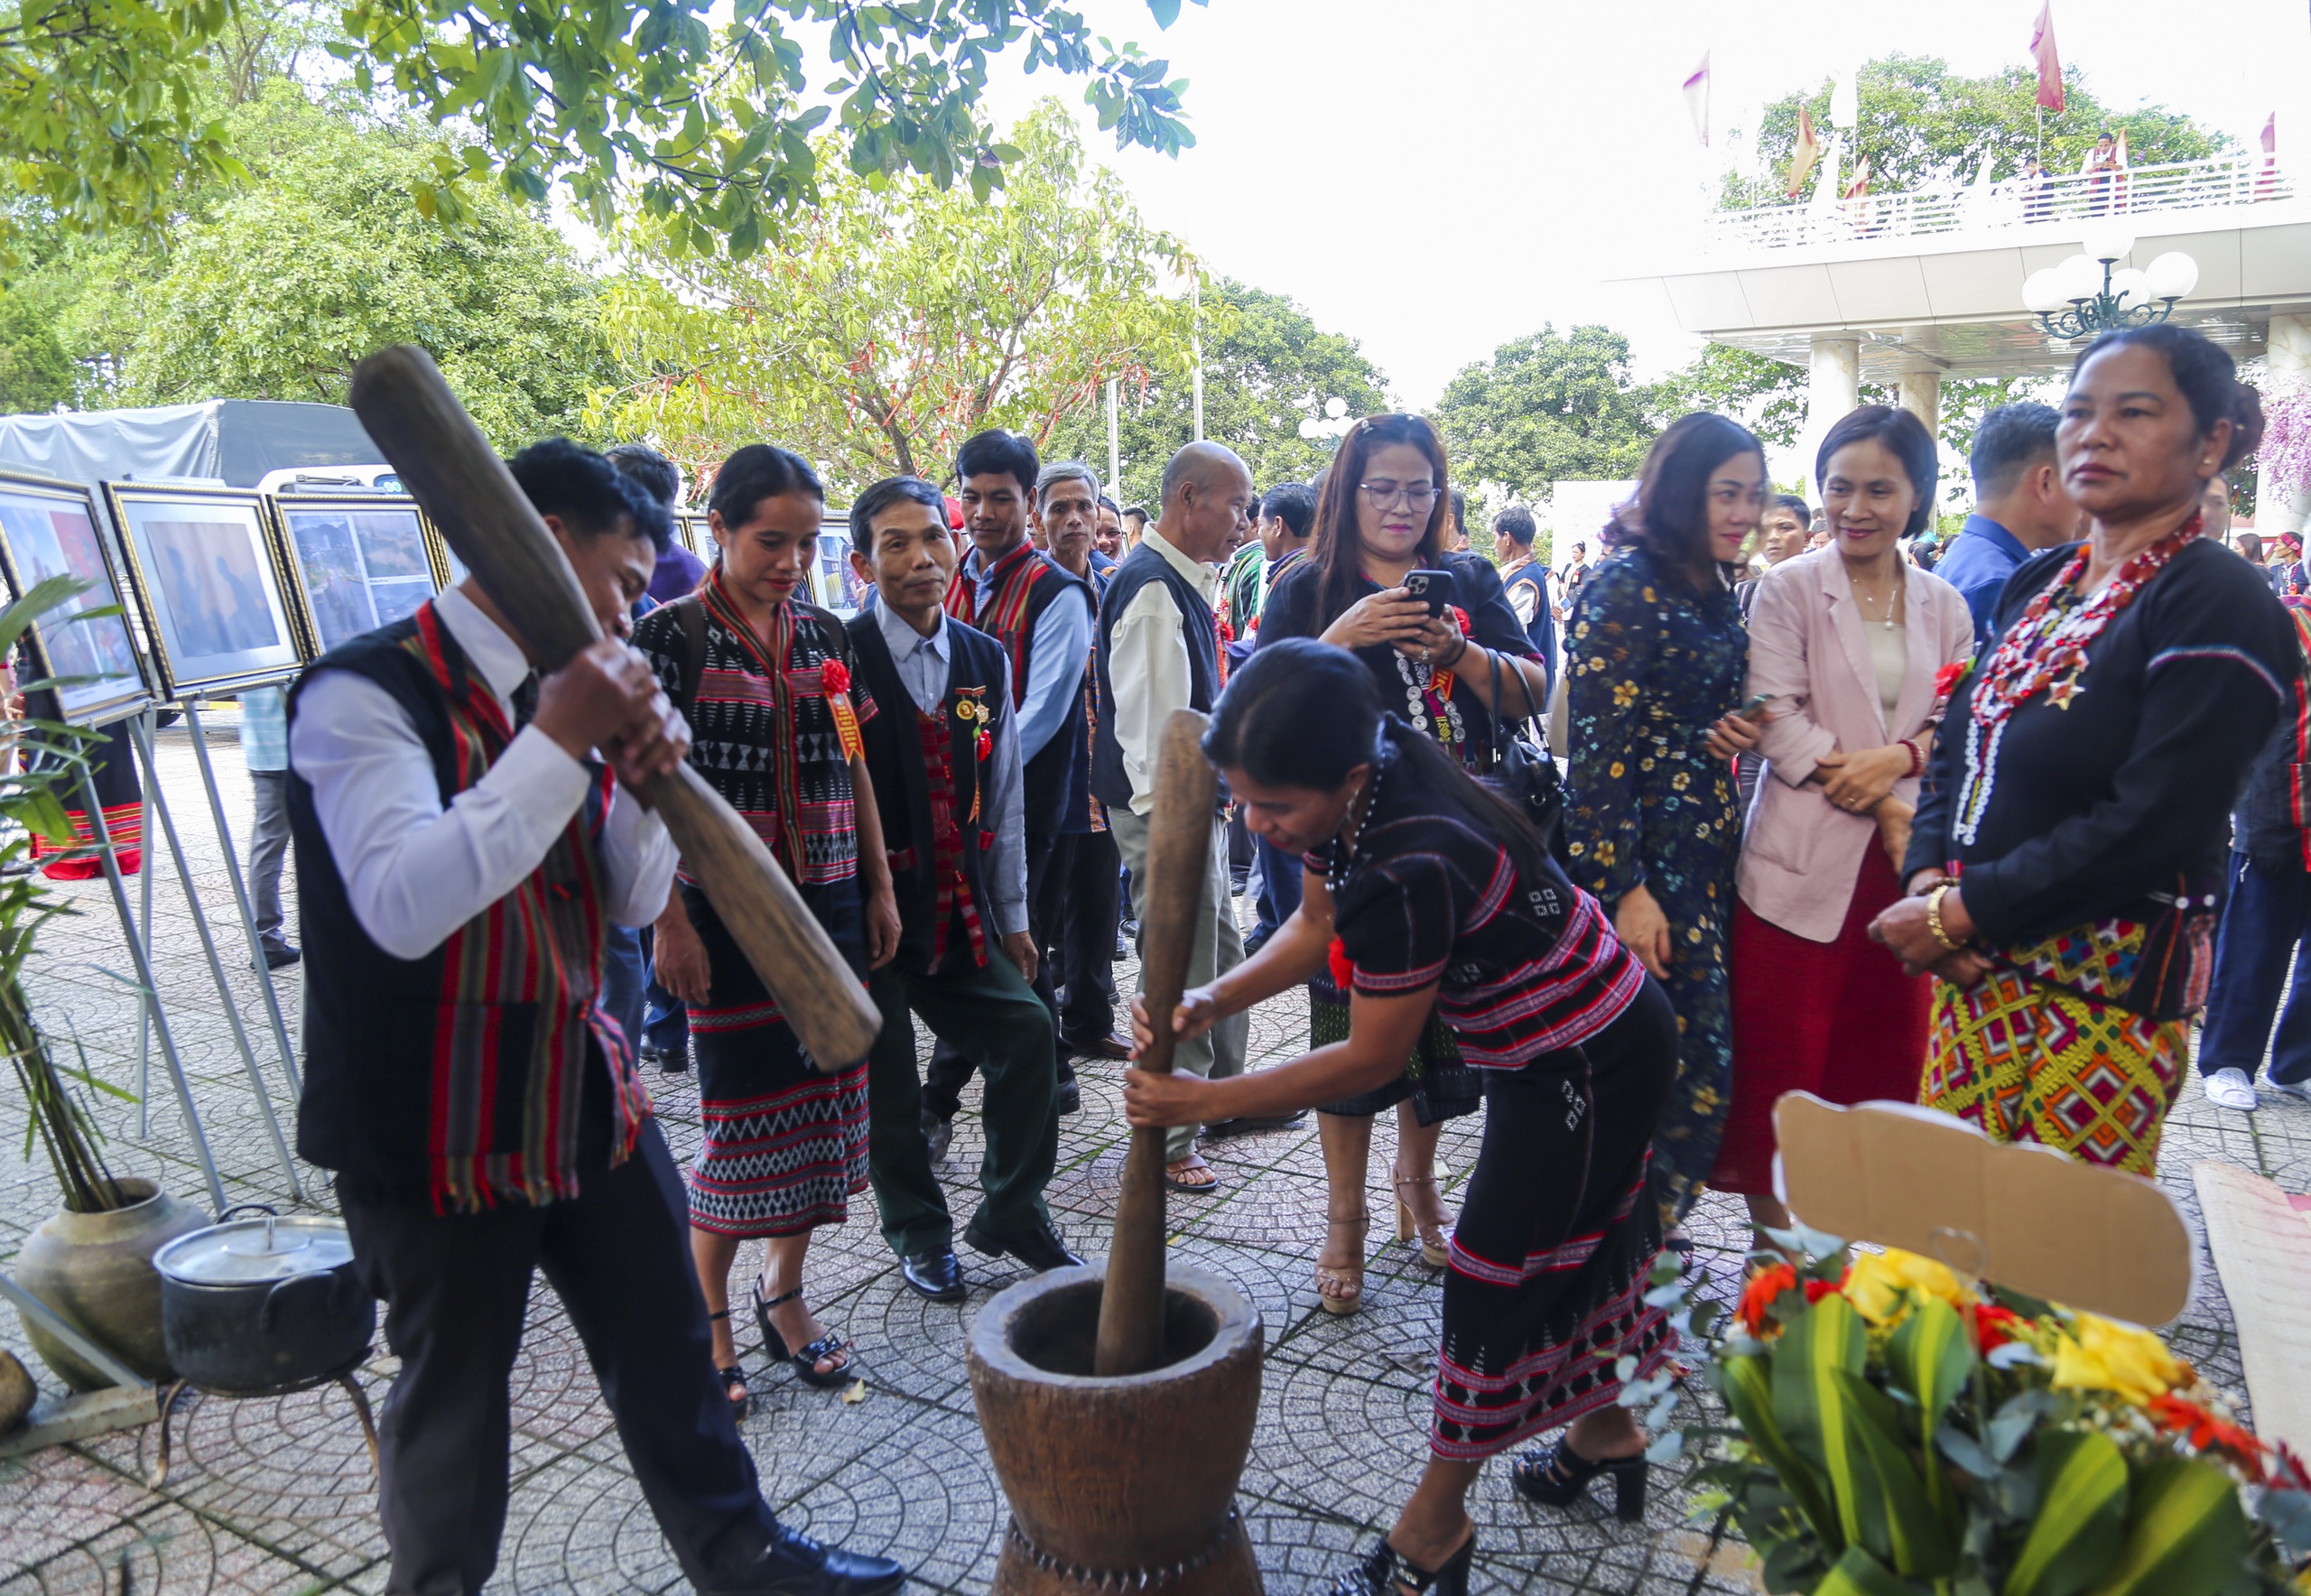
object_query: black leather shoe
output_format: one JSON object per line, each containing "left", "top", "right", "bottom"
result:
{"left": 1055, "top": 1078, "right": 1081, "bottom": 1116}
{"left": 963, "top": 1214, "right": 1083, "bottom": 1273}
{"left": 253, "top": 943, "right": 301, "bottom": 972}
{"left": 706, "top": 1524, "right": 906, "bottom": 1595}
{"left": 898, "top": 1250, "right": 965, "bottom": 1303}
{"left": 922, "top": 1109, "right": 952, "bottom": 1165}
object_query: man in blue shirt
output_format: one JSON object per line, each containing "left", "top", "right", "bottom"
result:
{"left": 1934, "top": 402, "right": 2081, "bottom": 654}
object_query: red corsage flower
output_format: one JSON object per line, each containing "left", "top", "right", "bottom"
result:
{"left": 819, "top": 660, "right": 851, "bottom": 694}
{"left": 1932, "top": 661, "right": 1969, "bottom": 701}
{"left": 1326, "top": 936, "right": 1354, "bottom": 992}
{"left": 976, "top": 729, "right": 991, "bottom": 763}
{"left": 1448, "top": 605, "right": 1473, "bottom": 636}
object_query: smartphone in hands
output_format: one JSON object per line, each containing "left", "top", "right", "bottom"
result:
{"left": 1402, "top": 569, "right": 1456, "bottom": 617}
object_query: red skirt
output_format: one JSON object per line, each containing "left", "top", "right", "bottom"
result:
{"left": 1711, "top": 844, "right": 1928, "bottom": 1196}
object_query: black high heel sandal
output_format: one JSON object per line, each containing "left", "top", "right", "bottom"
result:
{"left": 1328, "top": 1529, "right": 1474, "bottom": 1596}
{"left": 706, "top": 1309, "right": 749, "bottom": 1421}
{"left": 754, "top": 1282, "right": 853, "bottom": 1389}
{"left": 1511, "top": 1436, "right": 1649, "bottom": 1521}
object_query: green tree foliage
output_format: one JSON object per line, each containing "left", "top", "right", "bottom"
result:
{"left": 0, "top": 290, "right": 75, "bottom": 412}
{"left": 1428, "top": 325, "right": 1657, "bottom": 506}
{"left": 0, "top": 0, "right": 246, "bottom": 251}
{"left": 1735, "top": 54, "right": 2228, "bottom": 207}
{"left": 45, "top": 79, "right": 608, "bottom": 449}
{"left": 3, "top": 0, "right": 1202, "bottom": 260}
{"left": 1044, "top": 279, "right": 1391, "bottom": 509}
{"left": 595, "top": 99, "right": 1193, "bottom": 495}
{"left": 1654, "top": 343, "right": 1810, "bottom": 450}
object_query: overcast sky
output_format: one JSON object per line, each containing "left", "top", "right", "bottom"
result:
{"left": 971, "top": 0, "right": 2309, "bottom": 406}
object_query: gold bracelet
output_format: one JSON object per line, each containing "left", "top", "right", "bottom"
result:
{"left": 1926, "top": 882, "right": 1963, "bottom": 951}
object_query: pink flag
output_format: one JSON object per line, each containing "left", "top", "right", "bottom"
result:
{"left": 2030, "top": 2, "right": 2065, "bottom": 113}
{"left": 1684, "top": 51, "right": 1711, "bottom": 146}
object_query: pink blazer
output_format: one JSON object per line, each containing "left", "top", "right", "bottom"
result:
{"left": 1739, "top": 546, "right": 1975, "bottom": 942}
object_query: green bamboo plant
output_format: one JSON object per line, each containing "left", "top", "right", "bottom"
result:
{"left": 2, "top": 574, "right": 137, "bottom": 1213}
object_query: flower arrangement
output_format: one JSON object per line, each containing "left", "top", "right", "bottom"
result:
{"left": 1666, "top": 1229, "right": 2311, "bottom": 1595}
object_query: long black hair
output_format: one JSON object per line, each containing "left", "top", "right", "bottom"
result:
{"left": 1608, "top": 412, "right": 1763, "bottom": 583}
{"left": 1304, "top": 413, "right": 1452, "bottom": 629}
{"left": 1203, "top": 638, "right": 1555, "bottom": 887}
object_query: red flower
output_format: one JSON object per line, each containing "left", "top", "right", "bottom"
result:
{"left": 1327, "top": 936, "right": 1354, "bottom": 992}
{"left": 1448, "top": 605, "right": 1473, "bottom": 636}
{"left": 1736, "top": 1263, "right": 1796, "bottom": 1337}
{"left": 1972, "top": 1302, "right": 2026, "bottom": 1351}
{"left": 1932, "top": 661, "right": 1969, "bottom": 702}
{"left": 976, "top": 729, "right": 991, "bottom": 763}
{"left": 2148, "top": 1393, "right": 2267, "bottom": 1481}
{"left": 820, "top": 660, "right": 851, "bottom": 694}
{"left": 1804, "top": 1279, "right": 1840, "bottom": 1304}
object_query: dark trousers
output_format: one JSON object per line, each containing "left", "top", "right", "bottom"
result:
{"left": 865, "top": 953, "right": 1058, "bottom": 1256}
{"left": 1250, "top": 835, "right": 1304, "bottom": 948}
{"left": 2200, "top": 851, "right": 2311, "bottom": 1086}
{"left": 924, "top": 831, "right": 1070, "bottom": 1116}
{"left": 1049, "top": 829, "right": 1120, "bottom": 1045}
{"left": 246, "top": 768, "right": 292, "bottom": 951}
{"left": 601, "top": 925, "right": 648, "bottom": 1056}
{"left": 339, "top": 1122, "right": 776, "bottom": 1596}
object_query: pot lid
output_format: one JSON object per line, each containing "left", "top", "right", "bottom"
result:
{"left": 154, "top": 1214, "right": 356, "bottom": 1284}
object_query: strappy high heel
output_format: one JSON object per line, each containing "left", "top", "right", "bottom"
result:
{"left": 1328, "top": 1529, "right": 1474, "bottom": 1596}
{"left": 705, "top": 1308, "right": 748, "bottom": 1421}
{"left": 1314, "top": 1205, "right": 1369, "bottom": 1316}
{"left": 1511, "top": 1436, "right": 1649, "bottom": 1521}
{"left": 1393, "top": 1165, "right": 1452, "bottom": 1269}
{"left": 754, "top": 1281, "right": 853, "bottom": 1389}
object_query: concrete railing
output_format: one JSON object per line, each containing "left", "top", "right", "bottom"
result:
{"left": 1700, "top": 152, "right": 2296, "bottom": 255}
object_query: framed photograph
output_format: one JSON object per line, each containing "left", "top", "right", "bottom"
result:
{"left": 674, "top": 512, "right": 713, "bottom": 560}
{"left": 0, "top": 471, "right": 151, "bottom": 725}
{"left": 106, "top": 483, "right": 306, "bottom": 697}
{"left": 422, "top": 517, "right": 469, "bottom": 589}
{"left": 269, "top": 494, "right": 441, "bottom": 655}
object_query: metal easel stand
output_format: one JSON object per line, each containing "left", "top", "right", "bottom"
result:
{"left": 0, "top": 1273, "right": 159, "bottom": 1458}
{"left": 135, "top": 727, "right": 154, "bottom": 1138}
{"left": 125, "top": 714, "right": 302, "bottom": 1202}
{"left": 77, "top": 761, "right": 225, "bottom": 1213}
{"left": 177, "top": 701, "right": 300, "bottom": 1099}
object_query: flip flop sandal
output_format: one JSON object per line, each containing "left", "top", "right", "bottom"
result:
{"left": 1164, "top": 1155, "right": 1223, "bottom": 1194}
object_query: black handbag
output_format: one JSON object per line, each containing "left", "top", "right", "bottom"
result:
{"left": 1487, "top": 649, "right": 1572, "bottom": 866}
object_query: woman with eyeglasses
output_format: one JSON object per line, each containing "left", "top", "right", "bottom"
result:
{"left": 1258, "top": 413, "right": 1548, "bottom": 1316}
{"left": 1563, "top": 413, "right": 1767, "bottom": 1231}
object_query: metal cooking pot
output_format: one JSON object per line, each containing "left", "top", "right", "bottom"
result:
{"left": 153, "top": 1206, "right": 374, "bottom": 1396}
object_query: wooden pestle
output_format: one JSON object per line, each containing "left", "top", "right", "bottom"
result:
{"left": 346, "top": 345, "right": 881, "bottom": 1072}
{"left": 1093, "top": 709, "right": 1220, "bottom": 1378}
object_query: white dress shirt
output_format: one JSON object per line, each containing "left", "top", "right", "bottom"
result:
{"left": 291, "top": 586, "right": 678, "bottom": 960}
{"left": 961, "top": 543, "right": 1093, "bottom": 761}
{"left": 874, "top": 602, "right": 1028, "bottom": 937}
{"left": 1107, "top": 527, "right": 1219, "bottom": 816}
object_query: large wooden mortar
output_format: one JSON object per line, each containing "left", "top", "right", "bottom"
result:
{"left": 969, "top": 1265, "right": 1263, "bottom": 1594}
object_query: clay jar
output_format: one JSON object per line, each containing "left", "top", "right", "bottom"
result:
{"left": 14, "top": 1179, "right": 206, "bottom": 1390}
{"left": 969, "top": 1265, "right": 1263, "bottom": 1595}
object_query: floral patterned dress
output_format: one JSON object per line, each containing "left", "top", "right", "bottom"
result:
{"left": 1564, "top": 543, "right": 1747, "bottom": 1225}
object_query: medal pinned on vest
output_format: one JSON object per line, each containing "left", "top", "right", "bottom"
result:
{"left": 819, "top": 658, "right": 864, "bottom": 762}
{"left": 954, "top": 686, "right": 993, "bottom": 821}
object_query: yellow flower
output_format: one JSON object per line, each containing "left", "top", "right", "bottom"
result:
{"left": 1610, "top": 761, "right": 1626, "bottom": 779}
{"left": 2049, "top": 1313, "right": 2187, "bottom": 1406}
{"left": 1672, "top": 772, "right": 1689, "bottom": 791}
{"left": 1613, "top": 682, "right": 1640, "bottom": 709}
{"left": 1842, "top": 1248, "right": 1970, "bottom": 1327}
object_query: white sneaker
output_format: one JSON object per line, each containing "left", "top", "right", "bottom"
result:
{"left": 2204, "top": 1067, "right": 2260, "bottom": 1110}
{"left": 2270, "top": 1078, "right": 2311, "bottom": 1104}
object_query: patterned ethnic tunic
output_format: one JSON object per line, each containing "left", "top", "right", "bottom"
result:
{"left": 1309, "top": 727, "right": 1676, "bottom": 1459}
{"left": 632, "top": 573, "right": 877, "bottom": 1237}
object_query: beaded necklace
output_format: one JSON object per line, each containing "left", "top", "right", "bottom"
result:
{"left": 1324, "top": 744, "right": 1389, "bottom": 897}
{"left": 1951, "top": 511, "right": 2203, "bottom": 845}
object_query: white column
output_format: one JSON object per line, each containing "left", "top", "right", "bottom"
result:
{"left": 1803, "top": 334, "right": 1861, "bottom": 486}
{"left": 2267, "top": 314, "right": 2311, "bottom": 538}
{"left": 1898, "top": 370, "right": 1944, "bottom": 513}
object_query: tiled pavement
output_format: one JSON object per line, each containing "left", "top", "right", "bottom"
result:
{"left": 0, "top": 716, "right": 2281, "bottom": 1593}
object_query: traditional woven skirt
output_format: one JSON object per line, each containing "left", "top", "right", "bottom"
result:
{"left": 1310, "top": 974, "right": 1482, "bottom": 1124}
{"left": 32, "top": 719, "right": 143, "bottom": 880}
{"left": 1919, "top": 961, "right": 2189, "bottom": 1176}
{"left": 1431, "top": 979, "right": 1679, "bottom": 1460}
{"left": 681, "top": 877, "right": 870, "bottom": 1238}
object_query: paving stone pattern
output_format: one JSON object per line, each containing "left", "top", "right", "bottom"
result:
{"left": 0, "top": 719, "right": 2278, "bottom": 1593}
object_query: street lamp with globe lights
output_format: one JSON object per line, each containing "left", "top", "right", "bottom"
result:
{"left": 2021, "top": 228, "right": 2200, "bottom": 341}
{"left": 1298, "top": 395, "right": 1354, "bottom": 441}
